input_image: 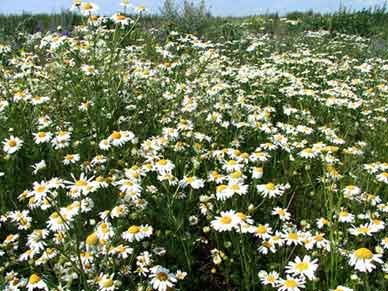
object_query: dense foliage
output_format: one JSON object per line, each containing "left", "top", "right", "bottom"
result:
{"left": 0, "top": 2, "right": 388, "bottom": 291}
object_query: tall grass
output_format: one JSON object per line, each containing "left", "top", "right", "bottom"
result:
{"left": 1, "top": 4, "right": 388, "bottom": 42}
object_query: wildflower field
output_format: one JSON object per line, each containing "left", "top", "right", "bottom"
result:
{"left": 0, "top": 2, "right": 388, "bottom": 291}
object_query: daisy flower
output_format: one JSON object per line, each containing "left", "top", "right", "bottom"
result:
{"left": 348, "top": 247, "right": 383, "bottom": 272}
{"left": 32, "top": 160, "right": 47, "bottom": 175}
{"left": 47, "top": 211, "right": 68, "bottom": 232}
{"left": 277, "top": 276, "right": 305, "bottom": 291}
{"left": 120, "top": 0, "right": 129, "bottom": 8}
{"left": 283, "top": 230, "right": 304, "bottom": 246}
{"left": 343, "top": 185, "right": 361, "bottom": 198}
{"left": 257, "top": 182, "right": 287, "bottom": 198}
{"left": 97, "top": 273, "right": 116, "bottom": 291}
{"left": 154, "top": 159, "right": 175, "bottom": 174}
{"left": 134, "top": 5, "right": 146, "bottom": 13}
{"left": 180, "top": 176, "right": 205, "bottom": 189}
{"left": 109, "top": 130, "right": 135, "bottom": 147}
{"left": 63, "top": 154, "right": 80, "bottom": 165}
{"left": 149, "top": 266, "right": 177, "bottom": 291}
{"left": 254, "top": 224, "right": 273, "bottom": 239}
{"left": 176, "top": 270, "right": 187, "bottom": 280}
{"left": 80, "top": 2, "right": 99, "bottom": 15}
{"left": 27, "top": 273, "right": 48, "bottom": 291}
{"left": 286, "top": 255, "right": 319, "bottom": 280}
{"left": 251, "top": 166, "right": 264, "bottom": 179}
{"left": 337, "top": 209, "right": 354, "bottom": 223}
{"left": 215, "top": 184, "right": 234, "bottom": 200}
{"left": 65, "top": 173, "right": 95, "bottom": 196}
{"left": 210, "top": 210, "right": 239, "bottom": 232}
{"left": 249, "top": 150, "right": 270, "bottom": 162}
{"left": 228, "top": 182, "right": 248, "bottom": 196}
{"left": 222, "top": 159, "right": 243, "bottom": 172}
{"left": 30, "top": 95, "right": 49, "bottom": 105}
{"left": 381, "top": 237, "right": 388, "bottom": 249}
{"left": 348, "top": 224, "right": 376, "bottom": 237}
{"left": 109, "top": 244, "right": 133, "bottom": 259}
{"left": 298, "top": 147, "right": 319, "bottom": 159}
{"left": 3, "top": 136, "right": 23, "bottom": 154}
{"left": 33, "top": 131, "right": 52, "bottom": 144}
{"left": 376, "top": 172, "right": 388, "bottom": 184}
{"left": 258, "top": 270, "right": 279, "bottom": 287}
{"left": 208, "top": 171, "right": 225, "bottom": 183}
{"left": 99, "top": 139, "right": 111, "bottom": 150}
{"left": 111, "top": 13, "right": 131, "bottom": 26}
{"left": 272, "top": 207, "right": 291, "bottom": 221}
{"left": 122, "top": 225, "right": 152, "bottom": 242}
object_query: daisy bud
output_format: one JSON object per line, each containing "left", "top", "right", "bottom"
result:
{"left": 375, "top": 246, "right": 384, "bottom": 254}
{"left": 203, "top": 226, "right": 210, "bottom": 233}
{"left": 350, "top": 274, "right": 359, "bottom": 281}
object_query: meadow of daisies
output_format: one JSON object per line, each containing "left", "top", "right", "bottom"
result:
{"left": 1, "top": 2, "right": 388, "bottom": 291}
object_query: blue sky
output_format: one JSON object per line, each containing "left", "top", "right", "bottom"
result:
{"left": 0, "top": 0, "right": 386, "bottom": 16}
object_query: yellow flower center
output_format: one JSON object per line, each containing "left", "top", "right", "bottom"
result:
{"left": 359, "top": 227, "right": 369, "bottom": 233}
{"left": 158, "top": 159, "right": 168, "bottom": 166}
{"left": 86, "top": 232, "right": 98, "bottom": 245}
{"left": 82, "top": 3, "right": 93, "bottom": 10}
{"left": 284, "top": 279, "right": 298, "bottom": 288}
{"left": 35, "top": 185, "right": 46, "bottom": 193}
{"left": 220, "top": 216, "right": 232, "bottom": 225}
{"left": 75, "top": 180, "right": 87, "bottom": 187}
{"left": 156, "top": 272, "right": 168, "bottom": 281}
{"left": 265, "top": 183, "right": 275, "bottom": 190}
{"left": 267, "top": 275, "right": 276, "bottom": 283}
{"left": 51, "top": 212, "right": 59, "bottom": 219}
{"left": 111, "top": 131, "right": 122, "bottom": 140}
{"left": 128, "top": 225, "right": 140, "bottom": 233}
{"left": 256, "top": 225, "right": 267, "bottom": 234}
{"left": 5, "top": 234, "right": 14, "bottom": 241}
{"left": 288, "top": 232, "right": 298, "bottom": 240}
{"left": 7, "top": 140, "right": 17, "bottom": 147}
{"left": 136, "top": 5, "right": 145, "bottom": 11}
{"left": 354, "top": 248, "right": 373, "bottom": 259}
{"left": 236, "top": 212, "right": 246, "bottom": 221}
{"left": 230, "top": 184, "right": 240, "bottom": 191}
{"left": 217, "top": 184, "right": 228, "bottom": 192}
{"left": 305, "top": 148, "right": 313, "bottom": 154}
{"left": 101, "top": 278, "right": 113, "bottom": 288}
{"left": 230, "top": 171, "right": 242, "bottom": 179}
{"left": 116, "top": 15, "right": 127, "bottom": 21}
{"left": 29, "top": 274, "right": 41, "bottom": 284}
{"left": 227, "top": 160, "right": 237, "bottom": 166}
{"left": 295, "top": 262, "right": 309, "bottom": 271}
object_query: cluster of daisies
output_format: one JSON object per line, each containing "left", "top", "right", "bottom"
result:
{"left": 0, "top": 2, "right": 388, "bottom": 290}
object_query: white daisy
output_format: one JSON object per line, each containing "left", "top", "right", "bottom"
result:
{"left": 211, "top": 210, "right": 239, "bottom": 232}
{"left": 149, "top": 266, "right": 177, "bottom": 291}
{"left": 285, "top": 255, "right": 319, "bottom": 280}
{"left": 3, "top": 136, "right": 23, "bottom": 154}
{"left": 348, "top": 247, "right": 383, "bottom": 272}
